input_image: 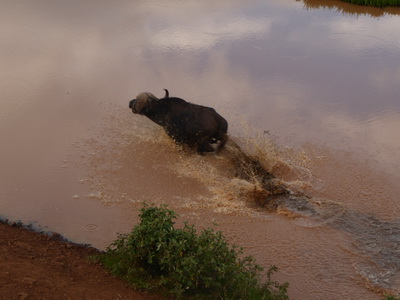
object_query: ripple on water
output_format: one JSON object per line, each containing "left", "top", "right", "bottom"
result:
{"left": 83, "top": 224, "right": 100, "bottom": 231}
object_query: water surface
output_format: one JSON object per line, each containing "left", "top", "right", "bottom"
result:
{"left": 1, "top": 0, "right": 400, "bottom": 299}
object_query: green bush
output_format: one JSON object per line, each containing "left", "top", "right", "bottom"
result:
{"left": 340, "top": 0, "right": 400, "bottom": 7}
{"left": 94, "top": 204, "right": 289, "bottom": 299}
{"left": 384, "top": 296, "right": 400, "bottom": 300}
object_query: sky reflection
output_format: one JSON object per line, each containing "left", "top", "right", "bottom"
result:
{"left": 1, "top": 0, "right": 399, "bottom": 179}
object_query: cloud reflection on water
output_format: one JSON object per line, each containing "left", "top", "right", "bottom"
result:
{"left": 1, "top": 0, "right": 399, "bottom": 176}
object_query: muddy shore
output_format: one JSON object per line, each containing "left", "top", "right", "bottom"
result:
{"left": 0, "top": 220, "right": 160, "bottom": 300}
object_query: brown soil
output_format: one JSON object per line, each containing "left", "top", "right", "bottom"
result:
{"left": 0, "top": 221, "right": 161, "bottom": 300}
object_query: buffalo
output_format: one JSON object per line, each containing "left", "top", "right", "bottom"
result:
{"left": 129, "top": 89, "right": 228, "bottom": 153}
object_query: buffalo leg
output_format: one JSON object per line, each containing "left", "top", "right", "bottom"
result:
{"left": 198, "top": 143, "right": 215, "bottom": 153}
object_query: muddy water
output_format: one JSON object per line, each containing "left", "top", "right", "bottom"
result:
{"left": 1, "top": 0, "right": 400, "bottom": 299}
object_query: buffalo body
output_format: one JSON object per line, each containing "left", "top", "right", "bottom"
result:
{"left": 129, "top": 89, "right": 228, "bottom": 153}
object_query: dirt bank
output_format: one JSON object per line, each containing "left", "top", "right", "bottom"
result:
{"left": 0, "top": 221, "right": 161, "bottom": 300}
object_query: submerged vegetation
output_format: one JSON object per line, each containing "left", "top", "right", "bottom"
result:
{"left": 94, "top": 204, "right": 289, "bottom": 299}
{"left": 339, "top": 0, "right": 400, "bottom": 7}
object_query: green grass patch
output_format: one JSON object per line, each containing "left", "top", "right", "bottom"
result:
{"left": 94, "top": 204, "right": 289, "bottom": 299}
{"left": 339, "top": 0, "right": 400, "bottom": 7}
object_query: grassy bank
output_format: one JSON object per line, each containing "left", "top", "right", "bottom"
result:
{"left": 94, "top": 204, "right": 289, "bottom": 299}
{"left": 339, "top": 0, "right": 400, "bottom": 7}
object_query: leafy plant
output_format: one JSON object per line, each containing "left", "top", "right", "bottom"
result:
{"left": 339, "top": 0, "right": 400, "bottom": 7}
{"left": 384, "top": 296, "right": 400, "bottom": 300}
{"left": 94, "top": 204, "right": 289, "bottom": 299}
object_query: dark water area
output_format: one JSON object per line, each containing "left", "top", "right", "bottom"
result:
{"left": 1, "top": 0, "right": 400, "bottom": 299}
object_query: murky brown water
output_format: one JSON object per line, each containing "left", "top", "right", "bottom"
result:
{"left": 1, "top": 0, "right": 400, "bottom": 299}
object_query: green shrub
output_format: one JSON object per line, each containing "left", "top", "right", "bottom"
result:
{"left": 94, "top": 204, "right": 289, "bottom": 299}
{"left": 384, "top": 296, "right": 400, "bottom": 300}
{"left": 340, "top": 0, "right": 400, "bottom": 7}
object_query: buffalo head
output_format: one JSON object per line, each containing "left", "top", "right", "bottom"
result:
{"left": 129, "top": 92, "right": 158, "bottom": 114}
{"left": 129, "top": 89, "right": 169, "bottom": 114}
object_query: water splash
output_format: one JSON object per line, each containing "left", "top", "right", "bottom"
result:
{"left": 79, "top": 104, "right": 400, "bottom": 295}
